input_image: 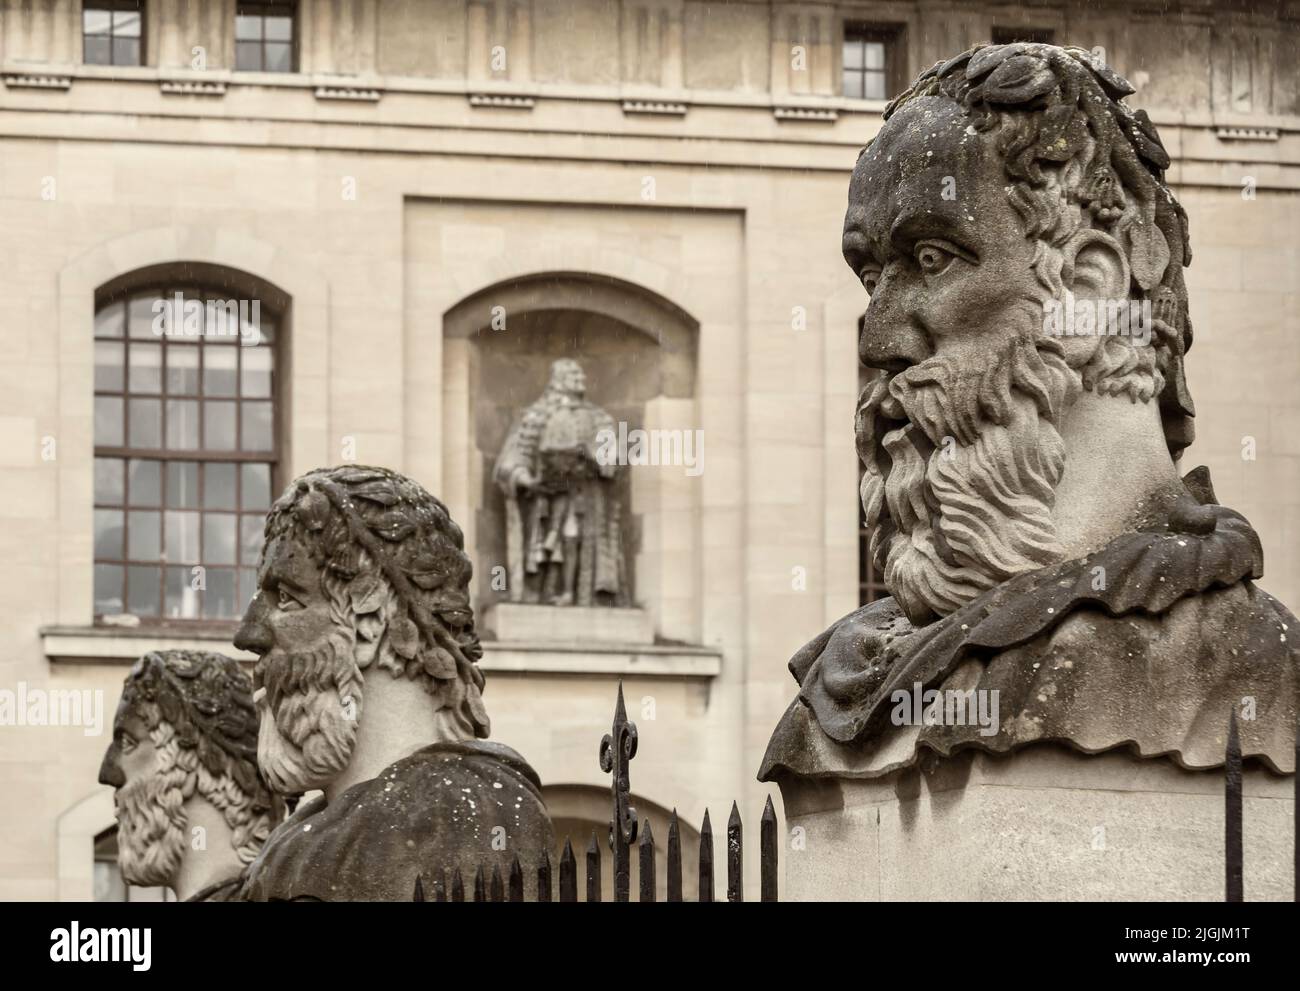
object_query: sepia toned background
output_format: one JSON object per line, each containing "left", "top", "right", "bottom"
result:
{"left": 0, "top": 0, "right": 1297, "bottom": 900}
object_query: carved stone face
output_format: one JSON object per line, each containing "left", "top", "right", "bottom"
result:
{"left": 844, "top": 95, "right": 1082, "bottom": 626}
{"left": 98, "top": 700, "right": 186, "bottom": 886}
{"left": 550, "top": 359, "right": 586, "bottom": 398}
{"left": 234, "top": 530, "right": 362, "bottom": 795}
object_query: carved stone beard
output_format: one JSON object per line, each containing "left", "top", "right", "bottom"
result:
{"left": 256, "top": 630, "right": 363, "bottom": 796}
{"left": 860, "top": 310, "right": 1082, "bottom": 627}
{"left": 114, "top": 754, "right": 187, "bottom": 887}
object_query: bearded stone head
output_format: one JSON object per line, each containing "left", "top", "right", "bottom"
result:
{"left": 547, "top": 358, "right": 587, "bottom": 399}
{"left": 232, "top": 465, "right": 485, "bottom": 797}
{"left": 845, "top": 43, "right": 1195, "bottom": 628}
{"left": 98, "top": 650, "right": 282, "bottom": 888}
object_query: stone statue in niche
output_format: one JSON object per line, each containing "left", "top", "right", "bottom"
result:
{"left": 232, "top": 465, "right": 554, "bottom": 900}
{"left": 762, "top": 43, "right": 1298, "bottom": 784}
{"left": 98, "top": 650, "right": 283, "bottom": 902}
{"left": 493, "top": 358, "right": 629, "bottom": 607}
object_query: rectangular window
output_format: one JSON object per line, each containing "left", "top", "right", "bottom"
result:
{"left": 83, "top": 1, "right": 144, "bottom": 67}
{"left": 236, "top": 2, "right": 297, "bottom": 73}
{"left": 843, "top": 23, "right": 903, "bottom": 101}
{"left": 991, "top": 27, "right": 1056, "bottom": 46}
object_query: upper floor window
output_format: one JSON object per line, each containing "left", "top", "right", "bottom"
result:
{"left": 236, "top": 1, "right": 296, "bottom": 72}
{"left": 843, "top": 23, "right": 903, "bottom": 101}
{"left": 93, "top": 287, "right": 278, "bottom": 623}
{"left": 991, "top": 27, "right": 1056, "bottom": 46}
{"left": 83, "top": 1, "right": 144, "bottom": 67}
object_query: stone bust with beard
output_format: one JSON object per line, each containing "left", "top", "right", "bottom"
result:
{"left": 761, "top": 43, "right": 1298, "bottom": 784}
{"left": 233, "top": 465, "right": 554, "bottom": 901}
{"left": 98, "top": 650, "right": 283, "bottom": 902}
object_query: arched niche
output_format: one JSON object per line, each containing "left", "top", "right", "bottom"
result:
{"left": 443, "top": 273, "right": 702, "bottom": 637}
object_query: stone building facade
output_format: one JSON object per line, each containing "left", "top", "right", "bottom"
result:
{"left": 0, "top": 0, "right": 1297, "bottom": 899}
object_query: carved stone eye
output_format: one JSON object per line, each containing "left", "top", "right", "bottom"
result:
{"left": 860, "top": 268, "right": 882, "bottom": 295}
{"left": 915, "top": 244, "right": 951, "bottom": 274}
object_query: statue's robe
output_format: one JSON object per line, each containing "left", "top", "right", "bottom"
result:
{"left": 237, "top": 740, "right": 555, "bottom": 901}
{"left": 761, "top": 473, "right": 1299, "bottom": 782}
{"left": 185, "top": 877, "right": 243, "bottom": 902}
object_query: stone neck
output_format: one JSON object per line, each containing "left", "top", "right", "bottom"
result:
{"left": 1051, "top": 387, "right": 1185, "bottom": 561}
{"left": 171, "top": 799, "right": 244, "bottom": 902}
{"left": 323, "top": 666, "right": 468, "bottom": 805}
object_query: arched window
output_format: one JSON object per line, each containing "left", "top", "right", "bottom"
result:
{"left": 92, "top": 284, "right": 278, "bottom": 622}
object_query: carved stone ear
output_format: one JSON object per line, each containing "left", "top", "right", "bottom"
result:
{"left": 1061, "top": 229, "right": 1130, "bottom": 299}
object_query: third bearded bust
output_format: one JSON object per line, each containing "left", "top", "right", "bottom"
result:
{"left": 762, "top": 43, "right": 1298, "bottom": 782}
{"left": 234, "top": 465, "right": 554, "bottom": 900}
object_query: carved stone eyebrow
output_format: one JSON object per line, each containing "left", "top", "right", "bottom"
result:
{"left": 888, "top": 208, "right": 979, "bottom": 261}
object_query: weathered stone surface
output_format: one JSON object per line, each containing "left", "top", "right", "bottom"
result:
{"left": 98, "top": 650, "right": 282, "bottom": 902}
{"left": 231, "top": 465, "right": 554, "bottom": 901}
{"left": 483, "top": 602, "right": 654, "bottom": 644}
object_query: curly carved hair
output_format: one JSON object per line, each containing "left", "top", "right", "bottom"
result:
{"left": 882, "top": 42, "right": 1196, "bottom": 457}
{"left": 262, "top": 465, "right": 490, "bottom": 738}
{"left": 121, "top": 650, "right": 283, "bottom": 864}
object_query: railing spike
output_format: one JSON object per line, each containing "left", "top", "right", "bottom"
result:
{"left": 1225, "top": 708, "right": 1243, "bottom": 902}
{"left": 727, "top": 801, "right": 743, "bottom": 903}
{"left": 667, "top": 808, "right": 682, "bottom": 902}
{"left": 434, "top": 869, "right": 447, "bottom": 903}
{"left": 639, "top": 818, "right": 656, "bottom": 902}
{"left": 509, "top": 853, "right": 524, "bottom": 902}
{"left": 559, "top": 838, "right": 577, "bottom": 903}
{"left": 412, "top": 875, "right": 425, "bottom": 902}
{"left": 450, "top": 868, "right": 465, "bottom": 903}
{"left": 586, "top": 830, "right": 602, "bottom": 902}
{"left": 537, "top": 848, "right": 552, "bottom": 903}
{"left": 761, "top": 795, "right": 779, "bottom": 902}
{"left": 699, "top": 808, "right": 714, "bottom": 903}
{"left": 473, "top": 863, "right": 486, "bottom": 903}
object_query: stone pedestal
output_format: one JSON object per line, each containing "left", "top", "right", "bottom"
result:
{"left": 777, "top": 747, "right": 1295, "bottom": 901}
{"left": 482, "top": 603, "right": 654, "bottom": 645}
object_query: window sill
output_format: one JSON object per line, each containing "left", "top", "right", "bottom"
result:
{"left": 41, "top": 626, "right": 723, "bottom": 679}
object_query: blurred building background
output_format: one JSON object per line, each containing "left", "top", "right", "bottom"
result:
{"left": 0, "top": 0, "right": 1297, "bottom": 899}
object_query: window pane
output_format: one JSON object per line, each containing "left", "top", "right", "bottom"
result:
{"left": 113, "top": 11, "right": 142, "bottom": 37}
{"left": 204, "top": 513, "right": 237, "bottom": 565}
{"left": 166, "top": 345, "right": 199, "bottom": 394}
{"left": 843, "top": 40, "right": 864, "bottom": 70}
{"left": 95, "top": 396, "right": 123, "bottom": 446}
{"left": 241, "top": 346, "right": 272, "bottom": 397}
{"left": 205, "top": 401, "right": 237, "bottom": 449}
{"left": 84, "top": 35, "right": 112, "bottom": 65}
{"left": 204, "top": 463, "right": 237, "bottom": 509}
{"left": 164, "top": 510, "right": 200, "bottom": 563}
{"left": 206, "top": 299, "right": 241, "bottom": 341}
{"left": 112, "top": 37, "right": 141, "bottom": 66}
{"left": 127, "top": 459, "right": 161, "bottom": 507}
{"left": 236, "top": 40, "right": 262, "bottom": 71}
{"left": 94, "top": 564, "right": 124, "bottom": 615}
{"left": 126, "top": 565, "right": 161, "bottom": 616}
{"left": 843, "top": 70, "right": 863, "bottom": 99}
{"left": 864, "top": 41, "right": 885, "bottom": 71}
{"left": 165, "top": 566, "right": 202, "bottom": 619}
{"left": 240, "top": 513, "right": 263, "bottom": 565}
{"left": 242, "top": 401, "right": 273, "bottom": 451}
{"left": 126, "top": 509, "right": 161, "bottom": 561}
{"left": 84, "top": 10, "right": 112, "bottom": 34}
{"left": 239, "top": 567, "right": 258, "bottom": 612}
{"left": 165, "top": 399, "right": 200, "bottom": 449}
{"left": 166, "top": 461, "right": 199, "bottom": 508}
{"left": 95, "top": 509, "right": 124, "bottom": 559}
{"left": 264, "top": 15, "right": 293, "bottom": 42}
{"left": 128, "top": 295, "right": 159, "bottom": 338}
{"left": 95, "top": 302, "right": 124, "bottom": 338}
{"left": 203, "top": 568, "right": 237, "bottom": 618}
{"left": 128, "top": 342, "right": 162, "bottom": 393}
{"left": 264, "top": 42, "right": 292, "bottom": 73}
{"left": 128, "top": 398, "right": 161, "bottom": 448}
{"left": 95, "top": 457, "right": 124, "bottom": 504}
{"left": 204, "top": 346, "right": 238, "bottom": 396}
{"left": 241, "top": 463, "right": 271, "bottom": 510}
{"left": 95, "top": 341, "right": 124, "bottom": 391}
{"left": 236, "top": 15, "right": 264, "bottom": 40}
{"left": 865, "top": 70, "right": 886, "bottom": 100}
